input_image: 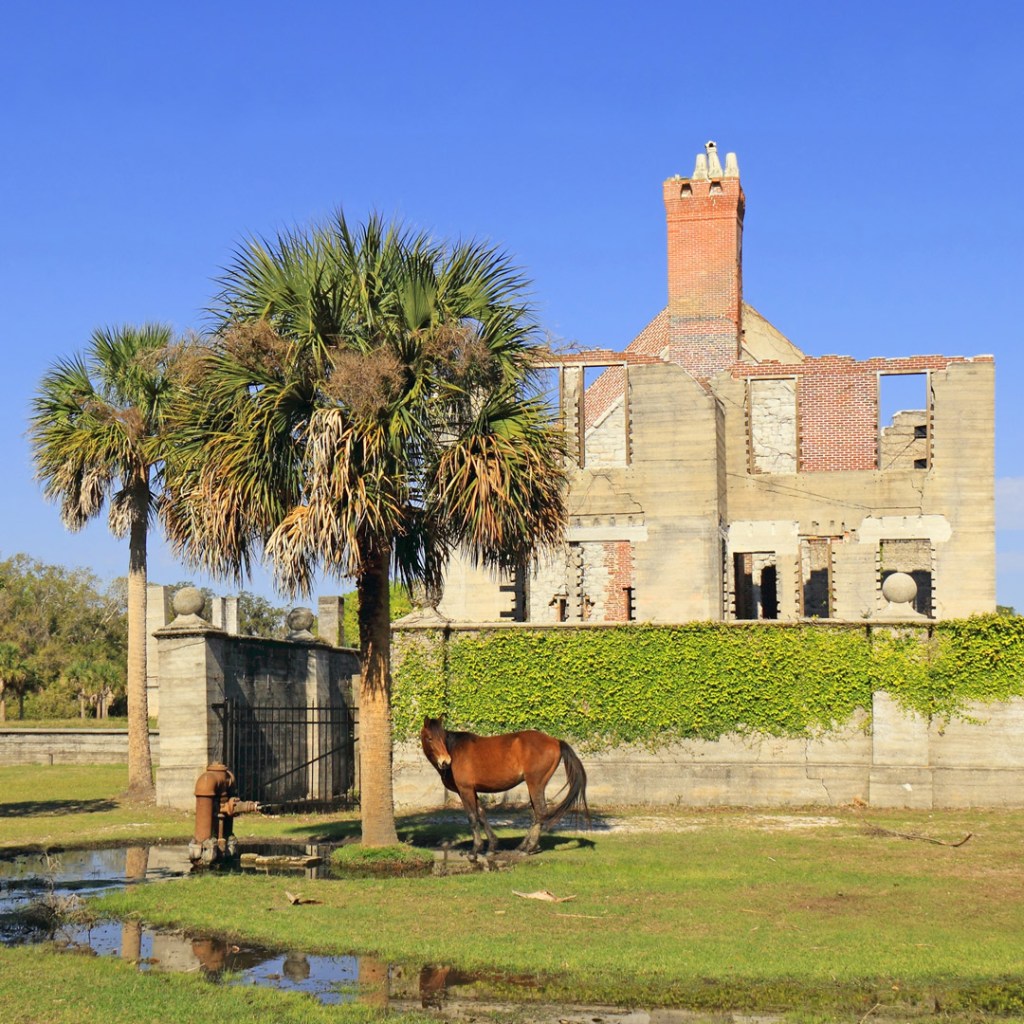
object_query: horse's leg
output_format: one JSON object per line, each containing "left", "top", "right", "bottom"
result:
{"left": 475, "top": 800, "right": 500, "bottom": 855}
{"left": 519, "top": 746, "right": 563, "bottom": 853}
{"left": 457, "top": 787, "right": 486, "bottom": 856}
{"left": 518, "top": 781, "right": 547, "bottom": 853}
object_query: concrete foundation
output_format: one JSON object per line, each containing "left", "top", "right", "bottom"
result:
{"left": 0, "top": 728, "right": 159, "bottom": 766}
{"left": 394, "top": 694, "right": 1024, "bottom": 812}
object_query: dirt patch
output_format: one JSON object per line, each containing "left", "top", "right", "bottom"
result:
{"left": 420, "top": 808, "right": 846, "bottom": 836}
{"left": 591, "top": 813, "right": 844, "bottom": 834}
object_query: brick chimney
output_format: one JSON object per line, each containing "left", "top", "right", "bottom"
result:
{"left": 663, "top": 141, "right": 744, "bottom": 380}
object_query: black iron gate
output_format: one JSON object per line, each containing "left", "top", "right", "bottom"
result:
{"left": 214, "top": 700, "right": 357, "bottom": 811}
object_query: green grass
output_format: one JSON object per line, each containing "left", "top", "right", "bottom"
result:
{"left": 0, "top": 763, "right": 366, "bottom": 852}
{"left": 96, "top": 809, "right": 1024, "bottom": 1012}
{"left": 331, "top": 841, "right": 435, "bottom": 875}
{"left": 4, "top": 766, "right": 1024, "bottom": 1021}
{"left": 0, "top": 945, "right": 431, "bottom": 1024}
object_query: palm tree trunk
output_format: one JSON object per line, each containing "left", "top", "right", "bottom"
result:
{"left": 126, "top": 505, "right": 154, "bottom": 801}
{"left": 357, "top": 547, "right": 399, "bottom": 846}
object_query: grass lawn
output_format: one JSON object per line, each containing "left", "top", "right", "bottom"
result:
{"left": 2, "top": 765, "right": 1024, "bottom": 1022}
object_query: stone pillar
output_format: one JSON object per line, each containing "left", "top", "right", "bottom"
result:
{"left": 317, "top": 596, "right": 345, "bottom": 647}
{"left": 153, "top": 588, "right": 227, "bottom": 810}
{"left": 146, "top": 585, "right": 174, "bottom": 719}
{"left": 210, "top": 596, "right": 240, "bottom": 635}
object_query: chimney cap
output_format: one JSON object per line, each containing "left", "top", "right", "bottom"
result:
{"left": 689, "top": 141, "right": 739, "bottom": 180}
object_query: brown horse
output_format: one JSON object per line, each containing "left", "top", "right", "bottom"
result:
{"left": 420, "top": 716, "right": 589, "bottom": 855}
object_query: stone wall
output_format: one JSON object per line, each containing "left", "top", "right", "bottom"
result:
{"left": 0, "top": 728, "right": 160, "bottom": 766}
{"left": 393, "top": 692, "right": 1024, "bottom": 812}
{"left": 748, "top": 376, "right": 798, "bottom": 474}
{"left": 153, "top": 596, "right": 360, "bottom": 810}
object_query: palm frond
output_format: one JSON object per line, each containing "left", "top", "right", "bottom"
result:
{"left": 164, "top": 211, "right": 565, "bottom": 594}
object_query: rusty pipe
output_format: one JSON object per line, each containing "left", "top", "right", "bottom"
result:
{"left": 190, "top": 763, "right": 260, "bottom": 865}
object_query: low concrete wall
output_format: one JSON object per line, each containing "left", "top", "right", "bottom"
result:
{"left": 7, "top": 695, "right": 1024, "bottom": 812}
{"left": 393, "top": 693, "right": 1024, "bottom": 812}
{"left": 0, "top": 729, "right": 160, "bottom": 766}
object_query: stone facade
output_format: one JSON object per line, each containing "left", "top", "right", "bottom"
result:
{"left": 438, "top": 143, "right": 995, "bottom": 624}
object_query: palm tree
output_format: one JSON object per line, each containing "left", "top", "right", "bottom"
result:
{"left": 30, "top": 324, "right": 183, "bottom": 799}
{"left": 162, "top": 213, "right": 566, "bottom": 845}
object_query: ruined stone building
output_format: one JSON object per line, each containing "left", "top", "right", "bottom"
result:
{"left": 439, "top": 143, "right": 995, "bottom": 624}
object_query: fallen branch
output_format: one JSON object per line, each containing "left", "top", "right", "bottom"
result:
{"left": 284, "top": 890, "right": 322, "bottom": 905}
{"left": 859, "top": 1001, "right": 881, "bottom": 1023}
{"left": 513, "top": 889, "right": 577, "bottom": 903}
{"left": 864, "top": 825, "right": 973, "bottom": 847}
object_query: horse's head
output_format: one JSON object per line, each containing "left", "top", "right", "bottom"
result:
{"left": 420, "top": 716, "right": 451, "bottom": 770}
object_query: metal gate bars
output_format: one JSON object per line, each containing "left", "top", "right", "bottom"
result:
{"left": 213, "top": 700, "right": 357, "bottom": 811}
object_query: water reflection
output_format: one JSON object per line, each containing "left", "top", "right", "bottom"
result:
{"left": 0, "top": 844, "right": 548, "bottom": 1012}
{"left": 0, "top": 845, "right": 191, "bottom": 945}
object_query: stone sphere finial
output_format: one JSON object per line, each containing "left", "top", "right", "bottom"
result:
{"left": 173, "top": 586, "right": 206, "bottom": 618}
{"left": 882, "top": 572, "right": 918, "bottom": 606}
{"left": 286, "top": 606, "right": 315, "bottom": 640}
{"left": 287, "top": 607, "right": 315, "bottom": 631}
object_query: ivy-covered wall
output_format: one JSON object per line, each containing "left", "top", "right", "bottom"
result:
{"left": 392, "top": 615, "right": 1024, "bottom": 749}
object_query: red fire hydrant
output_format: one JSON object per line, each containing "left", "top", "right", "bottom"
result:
{"left": 188, "top": 762, "right": 259, "bottom": 866}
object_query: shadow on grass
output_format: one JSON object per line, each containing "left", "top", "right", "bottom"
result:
{"left": 274, "top": 806, "right": 608, "bottom": 855}
{"left": 0, "top": 799, "right": 118, "bottom": 818}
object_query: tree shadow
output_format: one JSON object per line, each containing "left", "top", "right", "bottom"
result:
{"left": 0, "top": 799, "right": 118, "bottom": 818}
{"left": 272, "top": 806, "right": 609, "bottom": 853}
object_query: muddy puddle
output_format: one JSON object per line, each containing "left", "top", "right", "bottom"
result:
{"left": 0, "top": 844, "right": 604, "bottom": 1017}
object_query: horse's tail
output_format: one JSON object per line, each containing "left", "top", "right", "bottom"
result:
{"left": 543, "top": 740, "right": 590, "bottom": 829}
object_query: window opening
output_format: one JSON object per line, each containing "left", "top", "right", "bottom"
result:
{"left": 747, "top": 378, "right": 797, "bottom": 475}
{"left": 582, "top": 364, "right": 629, "bottom": 468}
{"left": 733, "top": 552, "right": 779, "bottom": 620}
{"left": 533, "top": 358, "right": 632, "bottom": 470}
{"left": 880, "top": 539, "right": 933, "bottom": 617}
{"left": 879, "top": 372, "right": 930, "bottom": 470}
{"left": 498, "top": 563, "right": 527, "bottom": 621}
{"left": 800, "top": 538, "right": 832, "bottom": 619}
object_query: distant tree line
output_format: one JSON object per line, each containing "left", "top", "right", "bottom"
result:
{"left": 0, "top": 554, "right": 126, "bottom": 720}
{"left": 0, "top": 553, "right": 292, "bottom": 721}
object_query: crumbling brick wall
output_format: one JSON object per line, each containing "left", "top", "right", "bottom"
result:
{"left": 735, "top": 355, "right": 971, "bottom": 472}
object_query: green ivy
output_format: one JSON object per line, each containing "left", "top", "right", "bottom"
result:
{"left": 392, "top": 615, "right": 1024, "bottom": 748}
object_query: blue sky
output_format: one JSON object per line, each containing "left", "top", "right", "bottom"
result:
{"left": 3, "top": 1, "right": 1022, "bottom": 610}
